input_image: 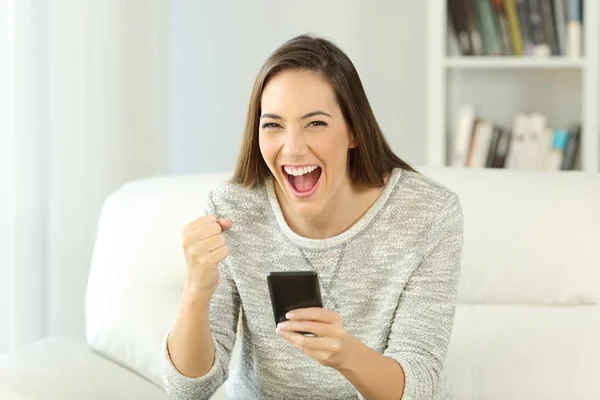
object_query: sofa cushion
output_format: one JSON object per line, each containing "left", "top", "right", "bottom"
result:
{"left": 444, "top": 303, "right": 600, "bottom": 400}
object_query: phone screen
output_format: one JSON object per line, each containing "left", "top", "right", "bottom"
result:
{"left": 267, "top": 271, "right": 323, "bottom": 326}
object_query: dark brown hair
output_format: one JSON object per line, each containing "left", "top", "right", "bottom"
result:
{"left": 231, "top": 33, "right": 415, "bottom": 188}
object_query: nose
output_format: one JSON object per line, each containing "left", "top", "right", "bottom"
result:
{"left": 281, "top": 130, "right": 307, "bottom": 160}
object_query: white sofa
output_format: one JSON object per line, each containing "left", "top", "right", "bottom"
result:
{"left": 0, "top": 167, "right": 599, "bottom": 400}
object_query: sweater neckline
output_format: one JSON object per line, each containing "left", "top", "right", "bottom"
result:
{"left": 265, "top": 168, "right": 403, "bottom": 250}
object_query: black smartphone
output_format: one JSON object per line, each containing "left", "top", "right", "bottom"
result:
{"left": 267, "top": 271, "right": 323, "bottom": 334}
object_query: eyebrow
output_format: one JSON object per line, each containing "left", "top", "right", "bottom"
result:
{"left": 259, "top": 111, "right": 332, "bottom": 120}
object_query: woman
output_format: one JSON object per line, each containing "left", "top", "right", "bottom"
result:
{"left": 162, "top": 34, "right": 463, "bottom": 400}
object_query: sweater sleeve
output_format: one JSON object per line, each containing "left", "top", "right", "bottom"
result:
{"left": 161, "top": 191, "right": 241, "bottom": 400}
{"left": 383, "top": 193, "right": 464, "bottom": 400}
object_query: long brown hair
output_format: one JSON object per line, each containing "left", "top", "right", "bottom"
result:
{"left": 231, "top": 33, "right": 415, "bottom": 188}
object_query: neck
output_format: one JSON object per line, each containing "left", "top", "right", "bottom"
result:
{"left": 276, "top": 174, "right": 387, "bottom": 240}
{"left": 295, "top": 182, "right": 357, "bottom": 240}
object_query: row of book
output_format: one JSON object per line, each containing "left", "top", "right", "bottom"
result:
{"left": 452, "top": 105, "right": 581, "bottom": 170}
{"left": 448, "top": 0, "right": 584, "bottom": 57}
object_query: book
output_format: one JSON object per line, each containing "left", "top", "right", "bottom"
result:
{"left": 449, "top": 0, "right": 475, "bottom": 55}
{"left": 540, "top": 0, "right": 560, "bottom": 55}
{"left": 471, "top": 120, "right": 494, "bottom": 167}
{"left": 452, "top": 105, "right": 477, "bottom": 167}
{"left": 546, "top": 129, "right": 570, "bottom": 169}
{"left": 447, "top": 0, "right": 583, "bottom": 57}
{"left": 561, "top": 123, "right": 581, "bottom": 169}
{"left": 528, "top": 0, "right": 552, "bottom": 56}
{"left": 492, "top": 126, "right": 512, "bottom": 167}
{"left": 553, "top": 0, "right": 568, "bottom": 55}
{"left": 492, "top": 0, "right": 514, "bottom": 55}
{"left": 462, "top": 0, "right": 485, "bottom": 55}
{"left": 504, "top": 0, "right": 525, "bottom": 55}
{"left": 465, "top": 119, "right": 481, "bottom": 167}
{"left": 485, "top": 124, "right": 504, "bottom": 167}
{"left": 474, "top": 0, "right": 503, "bottom": 55}
{"left": 451, "top": 105, "right": 581, "bottom": 170}
{"left": 566, "top": 0, "right": 582, "bottom": 57}
{"left": 517, "top": 0, "right": 535, "bottom": 55}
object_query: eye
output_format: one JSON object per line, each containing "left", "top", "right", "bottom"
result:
{"left": 308, "top": 121, "right": 327, "bottom": 128}
{"left": 261, "top": 122, "right": 281, "bottom": 129}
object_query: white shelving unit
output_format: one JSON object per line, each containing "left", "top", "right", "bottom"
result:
{"left": 427, "top": 0, "right": 600, "bottom": 172}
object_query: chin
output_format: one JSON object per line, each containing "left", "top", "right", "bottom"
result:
{"left": 289, "top": 199, "right": 326, "bottom": 219}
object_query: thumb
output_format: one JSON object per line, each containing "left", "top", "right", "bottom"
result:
{"left": 217, "top": 218, "right": 233, "bottom": 232}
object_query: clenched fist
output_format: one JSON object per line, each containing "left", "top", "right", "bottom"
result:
{"left": 181, "top": 215, "right": 232, "bottom": 296}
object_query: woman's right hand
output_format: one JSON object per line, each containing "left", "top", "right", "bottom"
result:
{"left": 181, "top": 215, "right": 232, "bottom": 297}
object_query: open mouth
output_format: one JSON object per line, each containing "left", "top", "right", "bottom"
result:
{"left": 282, "top": 165, "right": 322, "bottom": 197}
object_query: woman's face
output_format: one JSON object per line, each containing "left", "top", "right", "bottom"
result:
{"left": 259, "top": 69, "right": 355, "bottom": 219}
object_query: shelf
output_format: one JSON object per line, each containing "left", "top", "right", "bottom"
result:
{"left": 445, "top": 57, "right": 585, "bottom": 70}
{"left": 428, "top": 0, "right": 599, "bottom": 172}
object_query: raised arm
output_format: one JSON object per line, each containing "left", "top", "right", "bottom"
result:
{"left": 162, "top": 194, "right": 241, "bottom": 400}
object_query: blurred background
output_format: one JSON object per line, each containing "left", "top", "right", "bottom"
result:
{"left": 0, "top": 0, "right": 597, "bottom": 355}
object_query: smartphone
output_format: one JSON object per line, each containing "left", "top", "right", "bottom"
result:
{"left": 267, "top": 271, "right": 323, "bottom": 334}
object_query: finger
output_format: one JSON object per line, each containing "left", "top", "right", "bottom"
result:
{"left": 187, "top": 222, "right": 222, "bottom": 242}
{"left": 217, "top": 218, "right": 232, "bottom": 232}
{"left": 277, "top": 321, "right": 342, "bottom": 338}
{"left": 200, "top": 233, "right": 226, "bottom": 252}
{"left": 205, "top": 245, "right": 229, "bottom": 265}
{"left": 286, "top": 307, "right": 341, "bottom": 324}
{"left": 183, "top": 215, "right": 217, "bottom": 233}
{"left": 280, "top": 330, "right": 340, "bottom": 352}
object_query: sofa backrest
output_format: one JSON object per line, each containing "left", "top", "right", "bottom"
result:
{"left": 426, "top": 167, "right": 600, "bottom": 307}
{"left": 84, "top": 167, "right": 600, "bottom": 398}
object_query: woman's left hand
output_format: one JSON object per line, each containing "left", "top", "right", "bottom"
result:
{"left": 276, "top": 307, "right": 354, "bottom": 369}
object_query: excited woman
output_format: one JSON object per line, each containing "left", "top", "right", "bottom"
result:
{"left": 162, "top": 34, "right": 463, "bottom": 400}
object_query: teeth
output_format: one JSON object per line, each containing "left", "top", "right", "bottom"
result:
{"left": 284, "top": 165, "right": 319, "bottom": 176}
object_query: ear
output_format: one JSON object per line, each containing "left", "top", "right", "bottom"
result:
{"left": 348, "top": 132, "right": 357, "bottom": 149}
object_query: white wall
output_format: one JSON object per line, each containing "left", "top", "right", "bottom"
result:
{"left": 0, "top": 0, "right": 49, "bottom": 353}
{"left": 45, "top": 0, "right": 171, "bottom": 339}
{"left": 1, "top": 0, "right": 170, "bottom": 351}
{"left": 0, "top": 0, "right": 15, "bottom": 353}
{"left": 170, "top": 0, "right": 428, "bottom": 174}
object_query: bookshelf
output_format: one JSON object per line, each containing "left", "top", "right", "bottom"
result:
{"left": 427, "top": 0, "right": 600, "bottom": 173}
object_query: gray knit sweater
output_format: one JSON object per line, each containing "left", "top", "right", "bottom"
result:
{"left": 162, "top": 167, "right": 464, "bottom": 400}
